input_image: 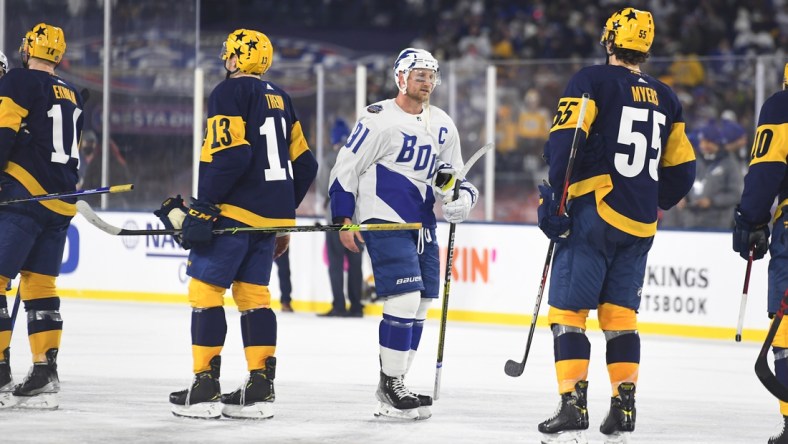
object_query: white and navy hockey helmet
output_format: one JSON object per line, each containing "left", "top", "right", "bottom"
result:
{"left": 392, "top": 48, "right": 440, "bottom": 92}
{"left": 0, "top": 50, "right": 7, "bottom": 76}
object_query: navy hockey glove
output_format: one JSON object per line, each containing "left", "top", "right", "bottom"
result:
{"left": 153, "top": 195, "right": 189, "bottom": 248}
{"left": 732, "top": 207, "right": 770, "bottom": 260}
{"left": 537, "top": 183, "right": 571, "bottom": 242}
{"left": 181, "top": 198, "right": 221, "bottom": 248}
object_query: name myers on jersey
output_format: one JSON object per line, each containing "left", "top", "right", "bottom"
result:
{"left": 396, "top": 276, "right": 422, "bottom": 285}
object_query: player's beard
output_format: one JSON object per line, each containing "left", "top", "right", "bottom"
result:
{"left": 406, "top": 87, "right": 431, "bottom": 104}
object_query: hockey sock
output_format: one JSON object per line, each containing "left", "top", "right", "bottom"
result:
{"left": 774, "top": 345, "right": 788, "bottom": 415}
{"left": 191, "top": 306, "right": 226, "bottom": 374}
{"left": 24, "top": 297, "right": 62, "bottom": 363}
{"left": 240, "top": 308, "right": 276, "bottom": 371}
{"left": 0, "top": 281, "right": 9, "bottom": 354}
{"left": 604, "top": 331, "right": 640, "bottom": 395}
{"left": 406, "top": 298, "right": 431, "bottom": 374}
{"left": 599, "top": 303, "right": 640, "bottom": 395}
{"left": 380, "top": 292, "right": 420, "bottom": 376}
{"left": 552, "top": 323, "right": 591, "bottom": 393}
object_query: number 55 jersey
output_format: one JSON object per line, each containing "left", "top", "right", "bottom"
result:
{"left": 544, "top": 64, "right": 697, "bottom": 238}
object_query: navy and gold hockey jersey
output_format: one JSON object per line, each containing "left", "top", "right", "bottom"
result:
{"left": 739, "top": 89, "right": 788, "bottom": 224}
{"left": 544, "top": 64, "right": 696, "bottom": 237}
{"left": 198, "top": 77, "right": 317, "bottom": 227}
{"left": 0, "top": 68, "right": 84, "bottom": 216}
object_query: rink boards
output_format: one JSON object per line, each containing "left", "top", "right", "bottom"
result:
{"left": 55, "top": 211, "right": 770, "bottom": 342}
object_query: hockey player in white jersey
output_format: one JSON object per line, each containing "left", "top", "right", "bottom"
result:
{"left": 329, "top": 48, "right": 478, "bottom": 420}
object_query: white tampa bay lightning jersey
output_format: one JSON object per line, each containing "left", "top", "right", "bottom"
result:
{"left": 329, "top": 98, "right": 464, "bottom": 228}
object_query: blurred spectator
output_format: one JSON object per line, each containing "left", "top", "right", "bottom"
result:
{"left": 517, "top": 88, "right": 551, "bottom": 185}
{"left": 495, "top": 101, "right": 520, "bottom": 172}
{"left": 78, "top": 130, "right": 134, "bottom": 209}
{"left": 318, "top": 117, "right": 364, "bottom": 318}
{"left": 78, "top": 130, "right": 132, "bottom": 191}
{"left": 685, "top": 123, "right": 744, "bottom": 229}
{"left": 719, "top": 110, "right": 748, "bottom": 172}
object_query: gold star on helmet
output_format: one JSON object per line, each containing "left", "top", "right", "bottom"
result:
{"left": 247, "top": 39, "right": 258, "bottom": 51}
{"left": 35, "top": 26, "right": 46, "bottom": 36}
{"left": 234, "top": 46, "right": 243, "bottom": 57}
{"left": 234, "top": 31, "right": 246, "bottom": 41}
{"left": 612, "top": 20, "right": 621, "bottom": 30}
{"left": 625, "top": 9, "right": 638, "bottom": 21}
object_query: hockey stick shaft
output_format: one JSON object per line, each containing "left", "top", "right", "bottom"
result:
{"left": 434, "top": 142, "right": 495, "bottom": 400}
{"left": 76, "top": 200, "right": 420, "bottom": 236}
{"left": 755, "top": 290, "right": 788, "bottom": 402}
{"left": 735, "top": 249, "right": 754, "bottom": 342}
{"left": 505, "top": 93, "right": 589, "bottom": 378}
{"left": 0, "top": 184, "right": 133, "bottom": 206}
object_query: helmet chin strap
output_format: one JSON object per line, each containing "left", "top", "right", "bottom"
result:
{"left": 225, "top": 66, "right": 239, "bottom": 79}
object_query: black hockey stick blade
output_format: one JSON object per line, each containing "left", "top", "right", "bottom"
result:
{"left": 504, "top": 359, "right": 525, "bottom": 377}
{"left": 754, "top": 290, "right": 788, "bottom": 402}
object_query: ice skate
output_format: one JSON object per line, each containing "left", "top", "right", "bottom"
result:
{"left": 170, "top": 356, "right": 222, "bottom": 419}
{"left": 221, "top": 356, "right": 275, "bottom": 419}
{"left": 0, "top": 347, "right": 15, "bottom": 408}
{"left": 600, "top": 382, "right": 636, "bottom": 444}
{"left": 373, "top": 371, "right": 421, "bottom": 420}
{"left": 538, "top": 380, "right": 589, "bottom": 444}
{"left": 414, "top": 392, "right": 432, "bottom": 420}
{"left": 769, "top": 415, "right": 788, "bottom": 444}
{"left": 13, "top": 348, "right": 59, "bottom": 410}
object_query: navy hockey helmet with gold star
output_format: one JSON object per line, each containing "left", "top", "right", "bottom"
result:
{"left": 600, "top": 7, "right": 654, "bottom": 53}
{"left": 221, "top": 29, "right": 273, "bottom": 75}
{"left": 19, "top": 23, "right": 66, "bottom": 64}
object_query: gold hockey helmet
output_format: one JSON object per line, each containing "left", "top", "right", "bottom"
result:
{"left": 221, "top": 29, "right": 273, "bottom": 75}
{"left": 20, "top": 23, "right": 66, "bottom": 64}
{"left": 600, "top": 8, "right": 654, "bottom": 53}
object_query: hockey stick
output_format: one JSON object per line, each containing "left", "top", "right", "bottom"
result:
{"left": 0, "top": 184, "right": 133, "bottom": 206}
{"left": 434, "top": 142, "right": 495, "bottom": 400}
{"left": 735, "top": 249, "right": 754, "bottom": 342}
{"left": 504, "top": 93, "right": 590, "bottom": 378}
{"left": 755, "top": 289, "right": 788, "bottom": 402}
{"left": 76, "top": 200, "right": 421, "bottom": 236}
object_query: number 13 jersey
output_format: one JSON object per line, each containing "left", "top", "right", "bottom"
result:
{"left": 199, "top": 77, "right": 316, "bottom": 227}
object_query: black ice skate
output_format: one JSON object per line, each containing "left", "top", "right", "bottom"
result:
{"left": 374, "top": 371, "right": 421, "bottom": 420}
{"left": 599, "top": 382, "right": 636, "bottom": 443}
{"left": 221, "top": 356, "right": 275, "bottom": 419}
{"left": 170, "top": 356, "right": 222, "bottom": 419}
{"left": 13, "top": 348, "right": 60, "bottom": 409}
{"left": 414, "top": 392, "right": 433, "bottom": 420}
{"left": 769, "top": 415, "right": 788, "bottom": 444}
{"left": 538, "top": 380, "right": 589, "bottom": 444}
{"left": 0, "top": 347, "right": 14, "bottom": 408}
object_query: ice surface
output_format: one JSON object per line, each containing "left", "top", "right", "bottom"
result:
{"left": 0, "top": 298, "right": 778, "bottom": 443}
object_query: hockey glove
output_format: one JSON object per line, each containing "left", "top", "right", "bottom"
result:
{"left": 432, "top": 163, "right": 458, "bottom": 204}
{"left": 181, "top": 198, "right": 221, "bottom": 248}
{"left": 537, "top": 183, "right": 571, "bottom": 242}
{"left": 442, "top": 187, "right": 476, "bottom": 224}
{"left": 732, "top": 207, "right": 770, "bottom": 260}
{"left": 154, "top": 195, "right": 189, "bottom": 248}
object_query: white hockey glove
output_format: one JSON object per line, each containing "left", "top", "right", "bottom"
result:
{"left": 442, "top": 183, "right": 477, "bottom": 224}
